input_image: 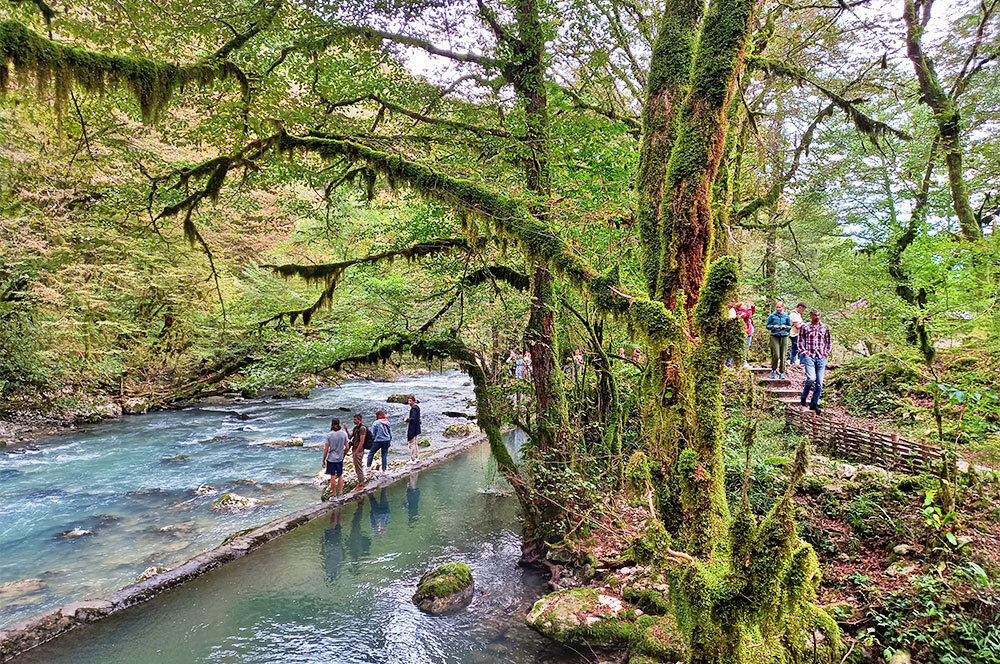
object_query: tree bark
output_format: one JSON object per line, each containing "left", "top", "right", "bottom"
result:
{"left": 903, "top": 0, "right": 982, "bottom": 240}
{"left": 636, "top": 0, "right": 706, "bottom": 298}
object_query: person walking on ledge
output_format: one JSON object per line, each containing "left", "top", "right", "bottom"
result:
{"left": 322, "top": 417, "right": 349, "bottom": 499}
{"left": 788, "top": 302, "right": 806, "bottom": 367}
{"left": 766, "top": 301, "right": 791, "bottom": 379}
{"left": 405, "top": 396, "right": 421, "bottom": 463}
{"left": 798, "top": 310, "right": 832, "bottom": 413}
{"left": 368, "top": 410, "right": 392, "bottom": 472}
{"left": 347, "top": 413, "right": 368, "bottom": 492}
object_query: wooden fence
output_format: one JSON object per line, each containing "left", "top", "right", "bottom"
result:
{"left": 784, "top": 405, "right": 945, "bottom": 473}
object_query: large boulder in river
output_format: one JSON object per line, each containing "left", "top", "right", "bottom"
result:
{"left": 387, "top": 393, "right": 414, "bottom": 404}
{"left": 443, "top": 423, "right": 479, "bottom": 438}
{"left": 412, "top": 562, "right": 474, "bottom": 614}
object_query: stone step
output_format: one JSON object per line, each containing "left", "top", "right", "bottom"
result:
{"left": 775, "top": 395, "right": 803, "bottom": 403}
{"left": 756, "top": 378, "right": 791, "bottom": 388}
{"left": 767, "top": 388, "right": 802, "bottom": 397}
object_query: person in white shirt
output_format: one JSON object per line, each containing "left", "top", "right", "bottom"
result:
{"left": 788, "top": 302, "right": 807, "bottom": 366}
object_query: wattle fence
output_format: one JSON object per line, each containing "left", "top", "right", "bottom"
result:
{"left": 783, "top": 405, "right": 946, "bottom": 473}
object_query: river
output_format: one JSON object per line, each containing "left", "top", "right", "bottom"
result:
{"left": 8, "top": 437, "right": 567, "bottom": 664}
{"left": 0, "top": 371, "right": 491, "bottom": 630}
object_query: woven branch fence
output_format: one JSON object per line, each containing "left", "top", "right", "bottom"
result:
{"left": 783, "top": 405, "right": 946, "bottom": 473}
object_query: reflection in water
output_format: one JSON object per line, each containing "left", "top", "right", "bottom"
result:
{"left": 406, "top": 472, "right": 420, "bottom": 525}
{"left": 11, "top": 443, "right": 569, "bottom": 664}
{"left": 322, "top": 510, "right": 345, "bottom": 581}
{"left": 0, "top": 371, "right": 475, "bottom": 627}
{"left": 369, "top": 489, "right": 391, "bottom": 537}
{"left": 346, "top": 501, "right": 372, "bottom": 566}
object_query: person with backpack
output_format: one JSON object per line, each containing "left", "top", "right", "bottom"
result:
{"left": 404, "top": 396, "right": 421, "bottom": 462}
{"left": 347, "top": 413, "right": 368, "bottom": 492}
{"left": 367, "top": 410, "right": 392, "bottom": 471}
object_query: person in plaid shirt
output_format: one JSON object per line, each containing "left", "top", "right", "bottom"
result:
{"left": 797, "top": 310, "right": 831, "bottom": 412}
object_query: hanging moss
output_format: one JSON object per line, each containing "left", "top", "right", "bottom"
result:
{"left": 0, "top": 20, "right": 249, "bottom": 123}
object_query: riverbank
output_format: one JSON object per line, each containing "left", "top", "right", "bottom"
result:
{"left": 0, "top": 365, "right": 431, "bottom": 448}
{"left": 0, "top": 430, "right": 490, "bottom": 663}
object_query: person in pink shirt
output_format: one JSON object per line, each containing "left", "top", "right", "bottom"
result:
{"left": 727, "top": 300, "right": 756, "bottom": 368}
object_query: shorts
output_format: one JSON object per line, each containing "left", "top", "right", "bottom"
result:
{"left": 326, "top": 460, "right": 344, "bottom": 476}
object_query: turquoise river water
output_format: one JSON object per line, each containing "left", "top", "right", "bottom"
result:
{"left": 0, "top": 371, "right": 542, "bottom": 635}
{"left": 10, "top": 440, "right": 568, "bottom": 664}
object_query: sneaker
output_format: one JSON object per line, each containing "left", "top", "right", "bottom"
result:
{"left": 800, "top": 399, "right": 806, "bottom": 407}
{"left": 770, "top": 371, "right": 776, "bottom": 379}
{"left": 779, "top": 373, "right": 785, "bottom": 380}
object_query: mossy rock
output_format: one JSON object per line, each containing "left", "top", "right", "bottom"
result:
{"left": 265, "top": 437, "right": 304, "bottom": 448}
{"left": 136, "top": 566, "right": 168, "bottom": 582}
{"left": 387, "top": 393, "right": 414, "bottom": 404}
{"left": 443, "top": 422, "right": 478, "bottom": 438}
{"left": 211, "top": 492, "right": 257, "bottom": 511}
{"left": 412, "top": 562, "right": 474, "bottom": 614}
{"left": 418, "top": 439, "right": 431, "bottom": 447}
{"left": 526, "top": 589, "right": 684, "bottom": 661}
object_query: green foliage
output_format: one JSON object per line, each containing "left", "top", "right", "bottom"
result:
{"left": 827, "top": 353, "right": 921, "bottom": 417}
{"left": 864, "top": 565, "right": 1000, "bottom": 664}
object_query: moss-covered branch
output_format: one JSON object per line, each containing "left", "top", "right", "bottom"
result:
{"left": 636, "top": 0, "right": 705, "bottom": 298}
{"left": 272, "top": 132, "right": 684, "bottom": 349}
{"left": 259, "top": 238, "right": 471, "bottom": 326}
{"left": 752, "top": 57, "right": 911, "bottom": 143}
{"left": 0, "top": 20, "right": 251, "bottom": 123}
{"left": 263, "top": 238, "right": 470, "bottom": 284}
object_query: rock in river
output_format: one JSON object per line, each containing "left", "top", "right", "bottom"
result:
{"left": 387, "top": 393, "right": 414, "bottom": 404}
{"left": 136, "top": 566, "right": 169, "bottom": 582}
{"left": 443, "top": 423, "right": 479, "bottom": 438}
{"left": 265, "top": 437, "right": 304, "bottom": 448}
{"left": 211, "top": 493, "right": 258, "bottom": 511}
{"left": 0, "top": 578, "right": 46, "bottom": 601}
{"left": 412, "top": 562, "right": 474, "bottom": 614}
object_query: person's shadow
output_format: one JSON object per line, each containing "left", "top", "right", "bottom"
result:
{"left": 369, "top": 488, "right": 391, "bottom": 538}
{"left": 322, "top": 509, "right": 345, "bottom": 581}
{"left": 406, "top": 472, "right": 420, "bottom": 525}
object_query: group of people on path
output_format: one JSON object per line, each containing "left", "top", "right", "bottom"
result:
{"left": 729, "top": 299, "right": 832, "bottom": 413}
{"left": 321, "top": 396, "right": 422, "bottom": 498}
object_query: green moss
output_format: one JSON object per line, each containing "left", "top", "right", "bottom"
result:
{"left": 414, "top": 562, "right": 473, "bottom": 598}
{"left": 623, "top": 586, "right": 672, "bottom": 615}
{"left": 0, "top": 20, "right": 247, "bottom": 123}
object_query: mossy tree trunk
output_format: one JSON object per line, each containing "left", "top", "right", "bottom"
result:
{"left": 629, "top": 0, "right": 844, "bottom": 660}
{"left": 903, "top": 0, "right": 981, "bottom": 241}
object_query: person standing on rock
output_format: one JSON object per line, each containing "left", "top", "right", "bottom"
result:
{"left": 788, "top": 302, "right": 807, "bottom": 367}
{"left": 347, "top": 413, "right": 368, "bottom": 492}
{"left": 367, "top": 410, "right": 392, "bottom": 472}
{"left": 405, "top": 396, "right": 421, "bottom": 463}
{"left": 766, "top": 301, "right": 792, "bottom": 379}
{"left": 798, "top": 310, "right": 832, "bottom": 413}
{"left": 322, "top": 417, "right": 349, "bottom": 499}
